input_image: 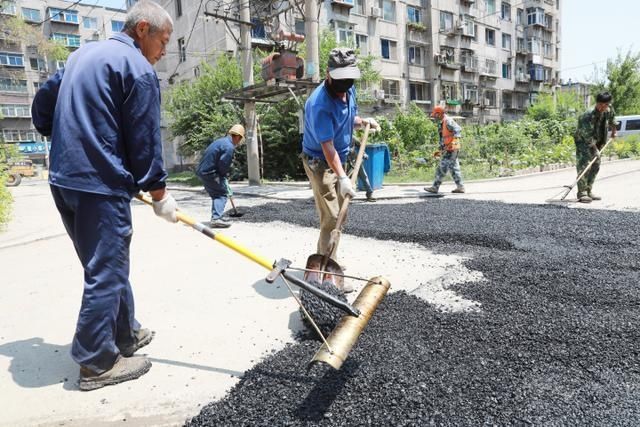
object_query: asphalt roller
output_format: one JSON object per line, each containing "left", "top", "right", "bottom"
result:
{"left": 136, "top": 193, "right": 390, "bottom": 370}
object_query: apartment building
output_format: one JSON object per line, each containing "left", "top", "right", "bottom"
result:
{"left": 0, "top": 0, "right": 126, "bottom": 163}
{"left": 321, "top": 0, "right": 561, "bottom": 122}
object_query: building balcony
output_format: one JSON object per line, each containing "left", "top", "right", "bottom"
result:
{"left": 516, "top": 73, "right": 530, "bottom": 83}
{"left": 407, "top": 29, "right": 430, "bottom": 44}
{"left": 406, "top": 22, "right": 427, "bottom": 32}
{"left": 435, "top": 54, "right": 460, "bottom": 70}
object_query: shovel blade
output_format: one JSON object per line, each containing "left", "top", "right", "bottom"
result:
{"left": 303, "top": 253, "right": 344, "bottom": 290}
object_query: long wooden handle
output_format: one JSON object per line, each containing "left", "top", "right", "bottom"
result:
{"left": 561, "top": 138, "right": 613, "bottom": 200}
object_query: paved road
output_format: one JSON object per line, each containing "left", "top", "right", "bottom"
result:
{"left": 1, "top": 160, "right": 638, "bottom": 426}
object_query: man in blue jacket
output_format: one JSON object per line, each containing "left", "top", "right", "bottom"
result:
{"left": 196, "top": 124, "right": 245, "bottom": 228}
{"left": 302, "top": 48, "right": 379, "bottom": 292}
{"left": 31, "top": 0, "right": 178, "bottom": 391}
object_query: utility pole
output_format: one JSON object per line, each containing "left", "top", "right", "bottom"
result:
{"left": 305, "top": 0, "right": 320, "bottom": 81}
{"left": 240, "top": 0, "right": 260, "bottom": 185}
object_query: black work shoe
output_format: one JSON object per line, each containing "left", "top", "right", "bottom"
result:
{"left": 365, "top": 193, "right": 377, "bottom": 202}
{"left": 452, "top": 186, "right": 465, "bottom": 194}
{"left": 578, "top": 194, "right": 593, "bottom": 203}
{"left": 210, "top": 217, "right": 231, "bottom": 228}
{"left": 119, "top": 328, "right": 155, "bottom": 357}
{"left": 424, "top": 186, "right": 439, "bottom": 194}
{"left": 79, "top": 356, "right": 151, "bottom": 391}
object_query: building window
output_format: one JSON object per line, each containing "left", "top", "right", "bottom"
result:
{"left": 464, "top": 84, "right": 478, "bottom": 104}
{"left": 83, "top": 16, "right": 97, "bottom": 29}
{"left": 33, "top": 82, "right": 42, "bottom": 91}
{"left": 29, "top": 57, "right": 45, "bottom": 70}
{"left": 295, "top": 19, "right": 305, "bottom": 35}
{"left": 485, "top": 29, "right": 495, "bottom": 46}
{"left": 21, "top": 7, "right": 40, "bottom": 22}
{"left": 440, "top": 11, "right": 453, "bottom": 31}
{"left": 441, "top": 81, "right": 457, "bottom": 101}
{"left": 485, "top": 59, "right": 497, "bottom": 75}
{"left": 354, "top": 0, "right": 365, "bottom": 15}
{"left": 516, "top": 8, "right": 523, "bottom": 25}
{"left": 409, "top": 82, "right": 428, "bottom": 102}
{"left": 3, "top": 129, "right": 39, "bottom": 142}
{"left": 176, "top": 0, "right": 182, "bottom": 17}
{"left": 544, "top": 14, "right": 553, "bottom": 29}
{"left": 529, "top": 63, "right": 544, "bottom": 81}
{"left": 527, "top": 7, "right": 544, "bottom": 25}
{"left": 461, "top": 19, "right": 476, "bottom": 38}
{"left": 335, "top": 22, "right": 354, "bottom": 45}
{"left": 544, "top": 42, "right": 553, "bottom": 58}
{"left": 502, "top": 33, "right": 511, "bottom": 50}
{"left": 52, "top": 33, "right": 81, "bottom": 48}
{"left": 408, "top": 46, "right": 423, "bottom": 65}
{"left": 379, "top": 0, "right": 395, "bottom": 22}
{"left": 517, "top": 37, "right": 525, "bottom": 52}
{"left": 0, "top": 78, "right": 27, "bottom": 93}
{"left": 355, "top": 34, "right": 368, "bottom": 56}
{"left": 407, "top": 6, "right": 421, "bottom": 24}
{"left": 56, "top": 60, "right": 65, "bottom": 70}
{"left": 111, "top": 20, "right": 124, "bottom": 32}
{"left": 382, "top": 79, "right": 400, "bottom": 100}
{"left": 49, "top": 8, "right": 79, "bottom": 23}
{"left": 502, "top": 63, "right": 512, "bottom": 79}
{"left": 484, "top": 90, "right": 497, "bottom": 107}
{"left": 1, "top": 104, "right": 31, "bottom": 118}
{"left": 1, "top": 2, "right": 17, "bottom": 15}
{"left": 0, "top": 52, "right": 24, "bottom": 67}
{"left": 177, "top": 37, "right": 186, "bottom": 62}
{"left": 501, "top": 2, "right": 511, "bottom": 20}
{"left": 502, "top": 92, "right": 513, "bottom": 109}
{"left": 251, "top": 18, "right": 266, "bottom": 38}
{"left": 486, "top": 0, "right": 496, "bottom": 14}
{"left": 527, "top": 38, "right": 541, "bottom": 55}
{"left": 380, "top": 38, "right": 397, "bottom": 60}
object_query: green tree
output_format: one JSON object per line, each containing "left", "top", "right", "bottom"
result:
{"left": 164, "top": 55, "right": 244, "bottom": 155}
{"left": 591, "top": 50, "right": 640, "bottom": 115}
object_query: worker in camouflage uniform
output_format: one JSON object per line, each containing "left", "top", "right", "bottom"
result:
{"left": 424, "top": 105, "right": 465, "bottom": 194}
{"left": 573, "top": 92, "right": 617, "bottom": 203}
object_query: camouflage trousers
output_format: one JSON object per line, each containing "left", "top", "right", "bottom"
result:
{"left": 433, "top": 151, "right": 463, "bottom": 188}
{"left": 575, "top": 140, "right": 601, "bottom": 196}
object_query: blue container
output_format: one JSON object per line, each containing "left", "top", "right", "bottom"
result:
{"left": 357, "top": 143, "right": 390, "bottom": 191}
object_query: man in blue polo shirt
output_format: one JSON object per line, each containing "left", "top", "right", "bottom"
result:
{"left": 302, "top": 48, "right": 379, "bottom": 291}
{"left": 31, "top": 0, "right": 178, "bottom": 391}
{"left": 196, "top": 124, "right": 245, "bottom": 228}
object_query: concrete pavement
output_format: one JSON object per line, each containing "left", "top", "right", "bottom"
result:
{"left": 1, "top": 159, "right": 638, "bottom": 426}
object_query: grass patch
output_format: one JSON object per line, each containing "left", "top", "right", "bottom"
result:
{"left": 167, "top": 171, "right": 201, "bottom": 187}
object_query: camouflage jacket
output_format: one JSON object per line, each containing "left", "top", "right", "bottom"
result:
{"left": 574, "top": 105, "right": 616, "bottom": 147}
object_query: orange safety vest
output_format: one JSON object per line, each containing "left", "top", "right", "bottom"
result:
{"left": 442, "top": 116, "right": 460, "bottom": 152}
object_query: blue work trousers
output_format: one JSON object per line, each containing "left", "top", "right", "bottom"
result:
{"left": 50, "top": 185, "right": 140, "bottom": 374}
{"left": 199, "top": 174, "right": 228, "bottom": 220}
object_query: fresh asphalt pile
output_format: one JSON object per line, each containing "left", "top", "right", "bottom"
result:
{"left": 187, "top": 198, "right": 640, "bottom": 426}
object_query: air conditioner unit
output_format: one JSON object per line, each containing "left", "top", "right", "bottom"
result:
{"left": 374, "top": 89, "right": 385, "bottom": 100}
{"left": 370, "top": 6, "right": 382, "bottom": 18}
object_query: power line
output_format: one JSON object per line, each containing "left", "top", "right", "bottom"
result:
{"left": 169, "top": 0, "right": 205, "bottom": 79}
{"left": 36, "top": 0, "right": 84, "bottom": 25}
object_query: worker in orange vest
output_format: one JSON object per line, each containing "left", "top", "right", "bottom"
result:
{"left": 424, "top": 105, "right": 465, "bottom": 194}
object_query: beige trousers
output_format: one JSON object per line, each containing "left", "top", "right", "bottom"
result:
{"left": 301, "top": 155, "right": 346, "bottom": 259}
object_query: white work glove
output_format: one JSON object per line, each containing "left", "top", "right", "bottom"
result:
{"left": 362, "top": 117, "right": 380, "bottom": 132}
{"left": 338, "top": 176, "right": 357, "bottom": 198}
{"left": 152, "top": 193, "right": 178, "bottom": 223}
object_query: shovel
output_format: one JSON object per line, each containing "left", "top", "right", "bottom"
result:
{"left": 547, "top": 138, "right": 613, "bottom": 202}
{"left": 225, "top": 179, "right": 244, "bottom": 218}
{"left": 136, "top": 192, "right": 389, "bottom": 370}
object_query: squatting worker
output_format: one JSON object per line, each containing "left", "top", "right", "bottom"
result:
{"left": 302, "top": 47, "right": 380, "bottom": 292}
{"left": 31, "top": 0, "right": 178, "bottom": 391}
{"left": 424, "top": 105, "right": 465, "bottom": 194}
{"left": 573, "top": 92, "right": 617, "bottom": 203}
{"left": 196, "top": 124, "right": 245, "bottom": 228}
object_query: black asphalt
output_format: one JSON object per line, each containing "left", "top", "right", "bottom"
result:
{"left": 186, "top": 197, "right": 640, "bottom": 426}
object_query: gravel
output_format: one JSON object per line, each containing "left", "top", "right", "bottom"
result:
{"left": 187, "top": 198, "right": 640, "bottom": 426}
{"left": 299, "top": 280, "right": 348, "bottom": 339}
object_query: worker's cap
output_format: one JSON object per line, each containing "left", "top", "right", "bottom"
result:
{"left": 327, "top": 48, "right": 361, "bottom": 80}
{"left": 596, "top": 92, "right": 612, "bottom": 103}
{"left": 431, "top": 105, "right": 446, "bottom": 117}
{"left": 228, "top": 124, "right": 245, "bottom": 141}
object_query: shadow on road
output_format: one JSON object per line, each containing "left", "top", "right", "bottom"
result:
{"left": 0, "top": 337, "right": 78, "bottom": 390}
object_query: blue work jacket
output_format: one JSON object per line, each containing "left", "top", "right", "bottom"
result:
{"left": 31, "top": 32, "right": 167, "bottom": 198}
{"left": 196, "top": 135, "right": 236, "bottom": 178}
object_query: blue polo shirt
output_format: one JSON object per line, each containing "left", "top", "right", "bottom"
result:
{"left": 303, "top": 82, "right": 358, "bottom": 163}
{"left": 196, "top": 135, "right": 235, "bottom": 178}
{"left": 31, "top": 32, "right": 167, "bottom": 199}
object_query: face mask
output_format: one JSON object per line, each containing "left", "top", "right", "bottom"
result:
{"left": 330, "top": 78, "right": 354, "bottom": 93}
